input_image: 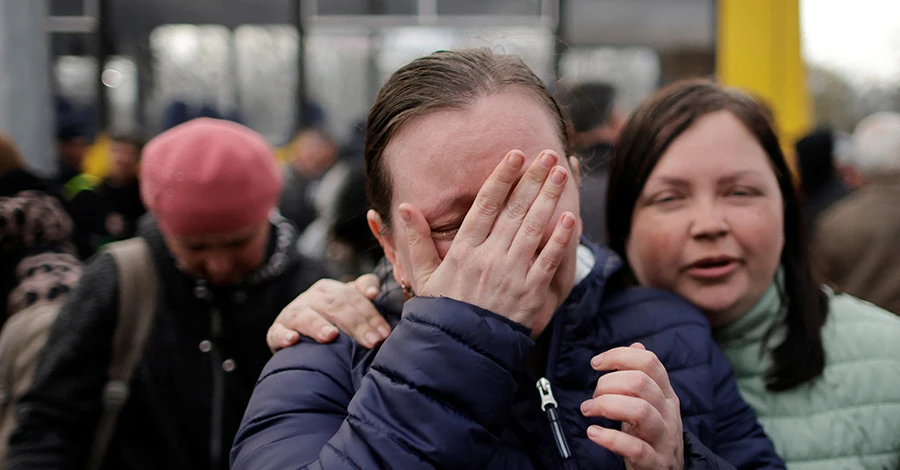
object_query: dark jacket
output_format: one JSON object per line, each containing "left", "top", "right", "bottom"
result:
{"left": 279, "top": 166, "right": 319, "bottom": 235}
{"left": 7, "top": 215, "right": 328, "bottom": 470}
{"left": 231, "top": 244, "right": 784, "bottom": 469}
{"left": 56, "top": 170, "right": 106, "bottom": 260}
{"left": 0, "top": 169, "right": 64, "bottom": 200}
{"left": 95, "top": 178, "right": 147, "bottom": 242}
{"left": 802, "top": 175, "right": 851, "bottom": 232}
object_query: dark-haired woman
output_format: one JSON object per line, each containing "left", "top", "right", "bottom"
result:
{"left": 604, "top": 80, "right": 900, "bottom": 469}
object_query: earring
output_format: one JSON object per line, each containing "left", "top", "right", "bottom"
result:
{"left": 401, "top": 281, "right": 415, "bottom": 301}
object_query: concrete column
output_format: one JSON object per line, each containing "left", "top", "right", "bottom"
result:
{"left": 0, "top": 0, "right": 56, "bottom": 176}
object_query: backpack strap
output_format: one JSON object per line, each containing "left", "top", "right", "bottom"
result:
{"left": 87, "top": 238, "right": 157, "bottom": 470}
{"left": 0, "top": 304, "right": 63, "bottom": 466}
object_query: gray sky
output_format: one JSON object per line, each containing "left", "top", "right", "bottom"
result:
{"left": 801, "top": 0, "right": 900, "bottom": 83}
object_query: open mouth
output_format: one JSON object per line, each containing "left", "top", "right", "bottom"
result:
{"left": 693, "top": 258, "right": 733, "bottom": 269}
{"left": 686, "top": 257, "right": 738, "bottom": 279}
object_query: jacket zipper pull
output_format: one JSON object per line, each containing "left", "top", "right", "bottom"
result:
{"left": 536, "top": 377, "right": 572, "bottom": 459}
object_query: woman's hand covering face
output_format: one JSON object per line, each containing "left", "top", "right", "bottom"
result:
{"left": 398, "top": 149, "right": 577, "bottom": 329}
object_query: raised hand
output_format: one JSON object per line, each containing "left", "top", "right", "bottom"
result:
{"left": 399, "top": 149, "right": 577, "bottom": 329}
{"left": 582, "top": 343, "right": 684, "bottom": 470}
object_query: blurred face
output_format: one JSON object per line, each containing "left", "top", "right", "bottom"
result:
{"left": 164, "top": 221, "right": 270, "bottom": 286}
{"left": 59, "top": 138, "right": 90, "bottom": 167}
{"left": 292, "top": 130, "right": 337, "bottom": 177}
{"left": 626, "top": 111, "right": 784, "bottom": 328}
{"left": 371, "top": 89, "right": 582, "bottom": 336}
{"left": 108, "top": 141, "right": 141, "bottom": 183}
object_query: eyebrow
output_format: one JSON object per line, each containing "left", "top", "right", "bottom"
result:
{"left": 422, "top": 193, "right": 478, "bottom": 227}
{"left": 649, "top": 170, "right": 763, "bottom": 187}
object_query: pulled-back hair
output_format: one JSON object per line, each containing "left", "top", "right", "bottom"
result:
{"left": 607, "top": 79, "right": 829, "bottom": 392}
{"left": 365, "top": 48, "right": 569, "bottom": 229}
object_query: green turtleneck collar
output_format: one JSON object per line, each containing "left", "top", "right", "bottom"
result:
{"left": 713, "top": 271, "right": 787, "bottom": 357}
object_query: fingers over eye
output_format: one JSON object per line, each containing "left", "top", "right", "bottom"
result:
{"left": 493, "top": 150, "right": 560, "bottom": 246}
{"left": 511, "top": 164, "right": 568, "bottom": 259}
{"left": 456, "top": 150, "right": 525, "bottom": 244}
{"left": 399, "top": 203, "right": 441, "bottom": 291}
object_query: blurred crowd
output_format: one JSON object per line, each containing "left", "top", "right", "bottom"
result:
{"left": 1, "top": 47, "right": 900, "bottom": 470}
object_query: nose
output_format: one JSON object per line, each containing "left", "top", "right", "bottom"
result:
{"left": 689, "top": 200, "right": 729, "bottom": 240}
{"left": 204, "top": 255, "right": 235, "bottom": 283}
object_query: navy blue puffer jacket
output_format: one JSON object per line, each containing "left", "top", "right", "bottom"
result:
{"left": 231, "top": 244, "right": 785, "bottom": 469}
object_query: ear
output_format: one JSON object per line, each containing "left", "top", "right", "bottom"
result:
{"left": 568, "top": 155, "right": 582, "bottom": 186}
{"left": 367, "top": 210, "right": 406, "bottom": 285}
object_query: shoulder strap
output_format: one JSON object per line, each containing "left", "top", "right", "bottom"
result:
{"left": 87, "top": 237, "right": 157, "bottom": 470}
{"left": 0, "top": 304, "right": 62, "bottom": 464}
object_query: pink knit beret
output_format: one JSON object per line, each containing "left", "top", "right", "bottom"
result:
{"left": 140, "top": 118, "right": 283, "bottom": 236}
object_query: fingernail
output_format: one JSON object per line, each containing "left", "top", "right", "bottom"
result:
{"left": 377, "top": 325, "right": 391, "bottom": 338}
{"left": 319, "top": 325, "right": 338, "bottom": 339}
{"left": 587, "top": 425, "right": 602, "bottom": 438}
{"left": 285, "top": 331, "right": 297, "bottom": 343}
{"left": 561, "top": 213, "right": 575, "bottom": 230}
{"left": 399, "top": 206, "right": 411, "bottom": 222}
{"left": 508, "top": 151, "right": 525, "bottom": 168}
{"left": 580, "top": 400, "right": 592, "bottom": 414}
{"left": 541, "top": 151, "right": 558, "bottom": 168}
{"left": 364, "top": 331, "right": 381, "bottom": 347}
{"left": 366, "top": 286, "right": 379, "bottom": 297}
{"left": 591, "top": 354, "right": 603, "bottom": 368}
{"left": 550, "top": 167, "right": 566, "bottom": 184}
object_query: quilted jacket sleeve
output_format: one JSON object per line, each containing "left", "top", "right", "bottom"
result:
{"left": 707, "top": 342, "right": 785, "bottom": 469}
{"left": 615, "top": 290, "right": 785, "bottom": 470}
{"left": 230, "top": 296, "right": 535, "bottom": 470}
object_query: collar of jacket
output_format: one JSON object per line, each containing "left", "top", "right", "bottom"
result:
{"left": 546, "top": 241, "right": 621, "bottom": 336}
{"left": 713, "top": 269, "right": 787, "bottom": 364}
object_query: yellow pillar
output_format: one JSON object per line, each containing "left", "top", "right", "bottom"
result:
{"left": 717, "top": 0, "right": 811, "bottom": 164}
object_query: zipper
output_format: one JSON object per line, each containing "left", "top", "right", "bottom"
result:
{"left": 538, "top": 305, "right": 580, "bottom": 469}
{"left": 536, "top": 377, "right": 572, "bottom": 460}
{"left": 209, "top": 346, "right": 224, "bottom": 470}
{"left": 209, "top": 306, "right": 225, "bottom": 470}
{"left": 195, "top": 281, "right": 224, "bottom": 470}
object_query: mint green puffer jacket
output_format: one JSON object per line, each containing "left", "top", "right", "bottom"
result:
{"left": 715, "top": 283, "right": 900, "bottom": 470}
